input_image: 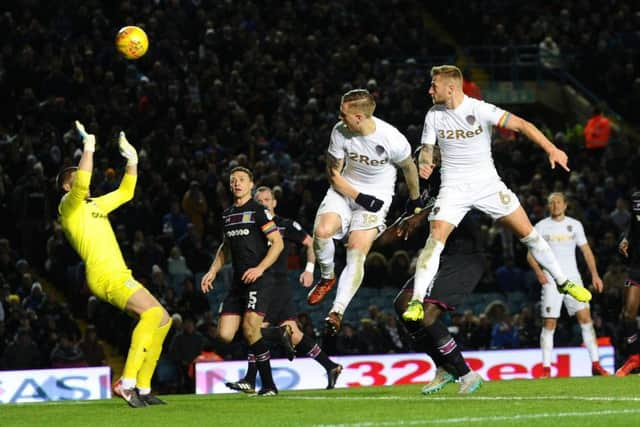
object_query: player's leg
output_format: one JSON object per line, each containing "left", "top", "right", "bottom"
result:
{"left": 258, "top": 273, "right": 297, "bottom": 361}
{"left": 107, "top": 274, "right": 167, "bottom": 408}
{"left": 396, "top": 253, "right": 484, "bottom": 394}
{"left": 404, "top": 219, "right": 455, "bottom": 321}
{"left": 406, "top": 186, "right": 464, "bottom": 321}
{"left": 243, "top": 277, "right": 278, "bottom": 396}
{"left": 242, "top": 311, "right": 277, "bottom": 395}
{"left": 540, "top": 317, "right": 558, "bottom": 378}
{"left": 131, "top": 291, "right": 172, "bottom": 404}
{"left": 217, "top": 290, "right": 254, "bottom": 393}
{"left": 574, "top": 307, "right": 608, "bottom": 375}
{"left": 499, "top": 206, "right": 591, "bottom": 302}
{"left": 325, "top": 227, "right": 378, "bottom": 334}
{"left": 539, "top": 282, "right": 562, "bottom": 378}
{"left": 616, "top": 281, "right": 640, "bottom": 376}
{"left": 395, "top": 291, "right": 456, "bottom": 394}
{"left": 308, "top": 207, "right": 344, "bottom": 305}
{"left": 283, "top": 319, "right": 343, "bottom": 389}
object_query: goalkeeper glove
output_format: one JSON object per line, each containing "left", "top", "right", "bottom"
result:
{"left": 118, "top": 131, "right": 138, "bottom": 166}
{"left": 355, "top": 193, "right": 384, "bottom": 212}
{"left": 75, "top": 120, "right": 95, "bottom": 152}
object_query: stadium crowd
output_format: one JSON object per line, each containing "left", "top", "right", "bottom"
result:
{"left": 0, "top": 0, "right": 638, "bottom": 392}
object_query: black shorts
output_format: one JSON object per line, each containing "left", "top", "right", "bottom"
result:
{"left": 220, "top": 272, "right": 276, "bottom": 317}
{"left": 401, "top": 253, "right": 485, "bottom": 311}
{"left": 626, "top": 265, "right": 640, "bottom": 288}
{"left": 264, "top": 273, "right": 297, "bottom": 325}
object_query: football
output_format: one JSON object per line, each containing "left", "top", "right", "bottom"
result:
{"left": 115, "top": 26, "right": 149, "bottom": 60}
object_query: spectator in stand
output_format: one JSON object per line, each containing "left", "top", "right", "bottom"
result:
{"left": 495, "top": 257, "right": 526, "bottom": 293}
{"left": 22, "top": 281, "right": 47, "bottom": 312}
{"left": 610, "top": 197, "right": 631, "bottom": 233}
{"left": 169, "top": 317, "right": 204, "bottom": 392}
{"left": 79, "top": 324, "right": 107, "bottom": 367}
{"left": 462, "top": 68, "right": 482, "bottom": 100}
{"left": 188, "top": 339, "right": 223, "bottom": 380}
{"left": 167, "top": 246, "right": 192, "bottom": 294}
{"left": 584, "top": 107, "right": 611, "bottom": 160}
{"left": 4, "top": 327, "right": 41, "bottom": 369}
{"left": 539, "top": 36, "right": 561, "bottom": 69}
{"left": 181, "top": 181, "right": 208, "bottom": 239}
{"left": 50, "top": 332, "right": 87, "bottom": 368}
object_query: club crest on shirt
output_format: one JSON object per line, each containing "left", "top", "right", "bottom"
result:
{"left": 432, "top": 206, "right": 440, "bottom": 216}
{"left": 375, "top": 145, "right": 385, "bottom": 156}
{"left": 466, "top": 115, "right": 476, "bottom": 125}
{"left": 567, "top": 225, "right": 572, "bottom": 232}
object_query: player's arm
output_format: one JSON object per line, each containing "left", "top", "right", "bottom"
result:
{"left": 397, "top": 155, "right": 420, "bottom": 203}
{"left": 619, "top": 213, "right": 635, "bottom": 257}
{"left": 60, "top": 121, "right": 95, "bottom": 213}
{"left": 579, "top": 243, "right": 604, "bottom": 292}
{"left": 326, "top": 151, "right": 384, "bottom": 212}
{"left": 299, "top": 233, "right": 316, "bottom": 287}
{"left": 242, "top": 223, "right": 284, "bottom": 284}
{"left": 417, "top": 145, "right": 436, "bottom": 180}
{"left": 326, "top": 151, "right": 357, "bottom": 199}
{"left": 201, "top": 238, "right": 229, "bottom": 293}
{"left": 92, "top": 132, "right": 138, "bottom": 214}
{"left": 526, "top": 252, "right": 550, "bottom": 286}
{"left": 501, "top": 114, "right": 570, "bottom": 172}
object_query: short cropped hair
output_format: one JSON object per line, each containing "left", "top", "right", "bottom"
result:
{"left": 56, "top": 166, "right": 78, "bottom": 192}
{"left": 255, "top": 185, "right": 273, "bottom": 196}
{"left": 547, "top": 192, "right": 567, "bottom": 203}
{"left": 229, "top": 166, "right": 254, "bottom": 181}
{"left": 430, "top": 65, "right": 463, "bottom": 82}
{"left": 341, "top": 89, "right": 376, "bottom": 117}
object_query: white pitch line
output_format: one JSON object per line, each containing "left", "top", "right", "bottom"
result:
{"left": 310, "top": 408, "right": 640, "bottom": 427}
{"left": 284, "top": 395, "right": 640, "bottom": 402}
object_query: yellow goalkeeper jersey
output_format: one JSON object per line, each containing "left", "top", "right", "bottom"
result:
{"left": 58, "top": 170, "right": 137, "bottom": 283}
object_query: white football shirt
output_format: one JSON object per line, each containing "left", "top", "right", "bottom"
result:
{"left": 421, "top": 95, "right": 510, "bottom": 185}
{"left": 328, "top": 116, "right": 411, "bottom": 197}
{"left": 534, "top": 216, "right": 587, "bottom": 283}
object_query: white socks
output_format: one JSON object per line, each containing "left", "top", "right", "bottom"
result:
{"left": 313, "top": 236, "right": 335, "bottom": 279}
{"left": 521, "top": 229, "right": 567, "bottom": 285}
{"left": 580, "top": 322, "right": 599, "bottom": 362}
{"left": 331, "top": 249, "right": 366, "bottom": 315}
{"left": 412, "top": 237, "right": 444, "bottom": 302}
{"left": 540, "top": 327, "right": 555, "bottom": 367}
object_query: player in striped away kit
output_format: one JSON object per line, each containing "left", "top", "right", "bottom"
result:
{"left": 616, "top": 191, "right": 640, "bottom": 376}
{"left": 226, "top": 186, "right": 342, "bottom": 393}
{"left": 201, "top": 167, "right": 284, "bottom": 396}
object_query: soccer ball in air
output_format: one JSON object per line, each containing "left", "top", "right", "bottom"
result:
{"left": 115, "top": 26, "right": 149, "bottom": 60}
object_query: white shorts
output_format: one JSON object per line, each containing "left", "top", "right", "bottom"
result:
{"left": 314, "top": 187, "right": 391, "bottom": 240}
{"left": 429, "top": 179, "right": 520, "bottom": 226}
{"left": 540, "top": 278, "right": 589, "bottom": 318}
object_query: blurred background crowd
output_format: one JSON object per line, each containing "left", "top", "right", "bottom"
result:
{"left": 0, "top": 0, "right": 638, "bottom": 393}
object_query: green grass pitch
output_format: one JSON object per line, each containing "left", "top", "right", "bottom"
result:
{"left": 3, "top": 376, "right": 639, "bottom": 427}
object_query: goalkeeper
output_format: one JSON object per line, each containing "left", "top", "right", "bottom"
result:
{"left": 57, "top": 121, "right": 171, "bottom": 408}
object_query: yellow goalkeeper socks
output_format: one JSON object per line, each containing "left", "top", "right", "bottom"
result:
{"left": 122, "top": 306, "right": 164, "bottom": 385}
{"left": 136, "top": 316, "right": 172, "bottom": 391}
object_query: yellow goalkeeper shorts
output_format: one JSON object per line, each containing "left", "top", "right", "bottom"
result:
{"left": 88, "top": 269, "right": 143, "bottom": 310}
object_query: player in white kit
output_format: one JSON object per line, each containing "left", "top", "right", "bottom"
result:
{"left": 403, "top": 65, "right": 592, "bottom": 322}
{"left": 527, "top": 192, "right": 609, "bottom": 377}
{"left": 307, "top": 89, "right": 420, "bottom": 334}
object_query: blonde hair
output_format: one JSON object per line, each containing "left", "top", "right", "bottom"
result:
{"left": 341, "top": 89, "right": 376, "bottom": 117}
{"left": 430, "top": 65, "right": 463, "bottom": 83}
{"left": 547, "top": 192, "right": 566, "bottom": 203}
